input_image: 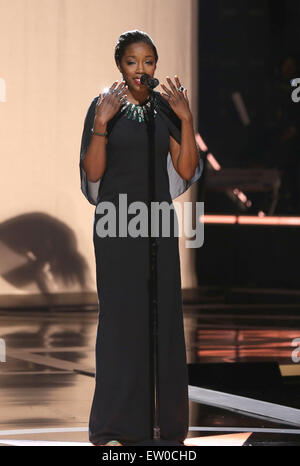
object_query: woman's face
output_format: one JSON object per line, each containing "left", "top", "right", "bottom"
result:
{"left": 117, "top": 42, "right": 156, "bottom": 94}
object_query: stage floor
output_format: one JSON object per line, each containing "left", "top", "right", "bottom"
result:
{"left": 0, "top": 301, "right": 300, "bottom": 446}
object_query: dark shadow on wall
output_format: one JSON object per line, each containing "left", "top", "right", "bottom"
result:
{"left": 0, "top": 212, "right": 91, "bottom": 294}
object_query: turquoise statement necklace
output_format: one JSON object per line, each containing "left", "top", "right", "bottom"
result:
{"left": 120, "top": 94, "right": 158, "bottom": 123}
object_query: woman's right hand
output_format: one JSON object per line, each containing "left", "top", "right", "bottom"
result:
{"left": 95, "top": 80, "right": 128, "bottom": 125}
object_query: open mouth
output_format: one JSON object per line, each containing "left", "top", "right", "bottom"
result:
{"left": 133, "top": 78, "right": 142, "bottom": 85}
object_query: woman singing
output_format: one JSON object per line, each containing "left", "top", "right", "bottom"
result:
{"left": 79, "top": 30, "right": 203, "bottom": 446}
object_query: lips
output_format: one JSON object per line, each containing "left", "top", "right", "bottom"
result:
{"left": 134, "top": 78, "right": 142, "bottom": 85}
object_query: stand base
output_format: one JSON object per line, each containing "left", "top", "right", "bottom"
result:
{"left": 123, "top": 439, "right": 185, "bottom": 446}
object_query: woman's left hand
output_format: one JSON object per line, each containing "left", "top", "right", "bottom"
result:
{"left": 160, "top": 76, "right": 192, "bottom": 121}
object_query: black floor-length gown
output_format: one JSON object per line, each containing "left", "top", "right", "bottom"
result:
{"left": 79, "top": 90, "right": 203, "bottom": 445}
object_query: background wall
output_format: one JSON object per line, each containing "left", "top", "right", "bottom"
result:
{"left": 0, "top": 0, "right": 199, "bottom": 298}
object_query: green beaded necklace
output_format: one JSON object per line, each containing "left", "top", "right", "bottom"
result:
{"left": 120, "top": 94, "right": 158, "bottom": 123}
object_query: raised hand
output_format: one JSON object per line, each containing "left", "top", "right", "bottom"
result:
{"left": 95, "top": 80, "right": 128, "bottom": 125}
{"left": 160, "top": 76, "right": 192, "bottom": 121}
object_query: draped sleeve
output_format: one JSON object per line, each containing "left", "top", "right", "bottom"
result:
{"left": 79, "top": 96, "right": 101, "bottom": 205}
{"left": 155, "top": 91, "right": 204, "bottom": 200}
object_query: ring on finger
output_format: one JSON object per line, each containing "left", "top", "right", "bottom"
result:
{"left": 116, "top": 87, "right": 125, "bottom": 96}
{"left": 162, "top": 90, "right": 172, "bottom": 98}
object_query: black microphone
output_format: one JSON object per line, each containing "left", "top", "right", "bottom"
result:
{"left": 140, "top": 73, "right": 159, "bottom": 89}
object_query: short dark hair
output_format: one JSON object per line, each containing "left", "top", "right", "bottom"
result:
{"left": 114, "top": 30, "right": 158, "bottom": 66}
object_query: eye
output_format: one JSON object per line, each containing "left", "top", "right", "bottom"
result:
{"left": 127, "top": 61, "right": 153, "bottom": 65}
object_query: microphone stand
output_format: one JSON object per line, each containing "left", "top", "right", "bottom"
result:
{"left": 141, "top": 87, "right": 184, "bottom": 447}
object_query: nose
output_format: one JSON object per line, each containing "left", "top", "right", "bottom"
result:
{"left": 136, "top": 64, "right": 146, "bottom": 75}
